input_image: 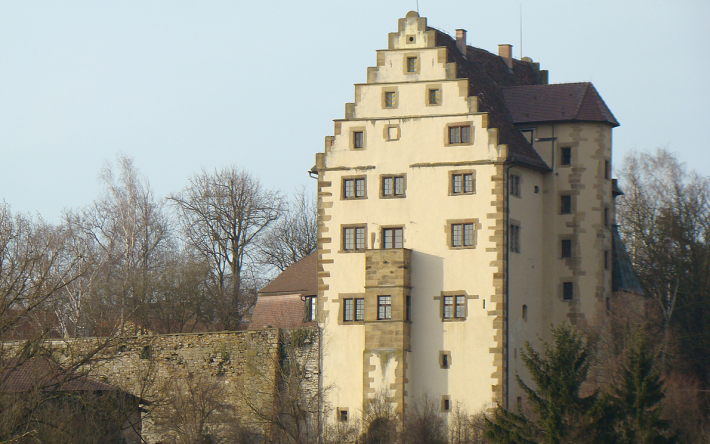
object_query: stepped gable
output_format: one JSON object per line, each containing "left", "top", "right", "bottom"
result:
{"left": 502, "top": 82, "right": 619, "bottom": 127}
{"left": 258, "top": 252, "right": 317, "bottom": 297}
{"left": 430, "top": 28, "right": 550, "bottom": 171}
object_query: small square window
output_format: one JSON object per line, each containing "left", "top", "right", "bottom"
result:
{"left": 385, "top": 91, "right": 396, "bottom": 108}
{"left": 343, "top": 177, "right": 366, "bottom": 199}
{"left": 382, "top": 228, "right": 403, "bottom": 249}
{"left": 561, "top": 239, "right": 572, "bottom": 258}
{"left": 353, "top": 131, "right": 364, "bottom": 149}
{"left": 343, "top": 226, "right": 366, "bottom": 251}
{"left": 448, "top": 125, "right": 471, "bottom": 144}
{"left": 407, "top": 56, "right": 418, "bottom": 73}
{"left": 509, "top": 175, "right": 521, "bottom": 197}
{"left": 560, "top": 195, "right": 572, "bottom": 214}
{"left": 428, "top": 88, "right": 440, "bottom": 105}
{"left": 563, "top": 282, "right": 574, "bottom": 300}
{"left": 451, "top": 223, "right": 474, "bottom": 248}
{"left": 387, "top": 126, "right": 399, "bottom": 140}
{"left": 509, "top": 224, "right": 521, "bottom": 253}
{"left": 377, "top": 295, "right": 392, "bottom": 320}
{"left": 338, "top": 409, "right": 349, "bottom": 422}
{"left": 560, "top": 147, "right": 572, "bottom": 166}
{"left": 441, "top": 396, "right": 451, "bottom": 412}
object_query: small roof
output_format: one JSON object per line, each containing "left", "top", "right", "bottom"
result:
{"left": 611, "top": 225, "right": 644, "bottom": 295}
{"left": 502, "top": 83, "right": 619, "bottom": 127}
{"left": 259, "top": 252, "right": 317, "bottom": 297}
{"left": 0, "top": 356, "right": 119, "bottom": 393}
{"left": 249, "top": 294, "right": 313, "bottom": 329}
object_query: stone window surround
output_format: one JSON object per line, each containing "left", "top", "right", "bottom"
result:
{"left": 341, "top": 175, "right": 367, "bottom": 200}
{"left": 560, "top": 193, "right": 573, "bottom": 214}
{"left": 439, "top": 350, "right": 452, "bottom": 369}
{"left": 403, "top": 52, "right": 421, "bottom": 74}
{"left": 340, "top": 224, "right": 367, "bottom": 253}
{"left": 380, "top": 225, "right": 405, "bottom": 249}
{"left": 350, "top": 126, "right": 366, "bottom": 150}
{"left": 337, "top": 407, "right": 349, "bottom": 422}
{"left": 560, "top": 236, "right": 573, "bottom": 258}
{"left": 445, "top": 218, "right": 480, "bottom": 250}
{"left": 444, "top": 121, "right": 474, "bottom": 146}
{"left": 382, "top": 86, "right": 399, "bottom": 109}
{"left": 441, "top": 395, "right": 451, "bottom": 413}
{"left": 434, "top": 291, "right": 477, "bottom": 322}
{"left": 559, "top": 145, "right": 573, "bottom": 167}
{"left": 384, "top": 124, "right": 400, "bottom": 141}
{"left": 448, "top": 169, "right": 476, "bottom": 195}
{"left": 426, "top": 83, "right": 442, "bottom": 106}
{"left": 336, "top": 293, "right": 366, "bottom": 325}
{"left": 380, "top": 173, "right": 407, "bottom": 199}
{"left": 561, "top": 280, "right": 574, "bottom": 301}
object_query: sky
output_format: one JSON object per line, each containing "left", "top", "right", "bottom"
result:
{"left": 1, "top": 1, "right": 708, "bottom": 222}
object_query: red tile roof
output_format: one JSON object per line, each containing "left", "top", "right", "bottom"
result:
{"left": 0, "top": 356, "right": 119, "bottom": 393}
{"left": 259, "top": 252, "right": 317, "bottom": 297}
{"left": 249, "top": 294, "right": 313, "bottom": 329}
{"left": 501, "top": 83, "right": 619, "bottom": 127}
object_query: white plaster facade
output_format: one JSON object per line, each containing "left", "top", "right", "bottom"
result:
{"left": 314, "top": 11, "right": 618, "bottom": 424}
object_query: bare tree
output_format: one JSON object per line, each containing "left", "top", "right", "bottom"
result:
{"left": 617, "top": 148, "right": 710, "bottom": 378}
{"left": 402, "top": 396, "right": 447, "bottom": 444}
{"left": 260, "top": 186, "right": 317, "bottom": 272}
{"left": 169, "top": 167, "right": 284, "bottom": 330}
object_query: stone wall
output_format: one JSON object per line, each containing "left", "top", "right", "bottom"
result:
{"left": 13, "top": 327, "right": 321, "bottom": 443}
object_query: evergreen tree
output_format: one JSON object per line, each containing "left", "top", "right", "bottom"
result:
{"left": 485, "top": 324, "right": 613, "bottom": 444}
{"left": 613, "top": 337, "right": 676, "bottom": 444}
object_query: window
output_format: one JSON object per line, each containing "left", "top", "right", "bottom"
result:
{"left": 560, "top": 195, "right": 572, "bottom": 214}
{"left": 406, "top": 56, "right": 418, "bottom": 73}
{"left": 343, "top": 298, "right": 365, "bottom": 322}
{"left": 428, "top": 88, "right": 440, "bottom": 105}
{"left": 384, "top": 91, "right": 396, "bottom": 108}
{"left": 604, "top": 207, "right": 610, "bottom": 227}
{"left": 440, "top": 351, "right": 451, "bottom": 369}
{"left": 563, "top": 282, "right": 573, "bottom": 300}
{"left": 382, "top": 228, "right": 403, "bottom": 249}
{"left": 509, "top": 224, "right": 520, "bottom": 253}
{"left": 509, "top": 174, "right": 520, "bottom": 197}
{"left": 604, "top": 250, "right": 610, "bottom": 270}
{"left": 441, "top": 396, "right": 451, "bottom": 412}
{"left": 522, "top": 304, "right": 528, "bottom": 321}
{"left": 338, "top": 409, "right": 349, "bottom": 422}
{"left": 560, "top": 147, "right": 572, "bottom": 166}
{"left": 343, "top": 226, "right": 366, "bottom": 251}
{"left": 377, "top": 296, "right": 391, "bottom": 320}
{"left": 386, "top": 126, "right": 400, "bottom": 140}
{"left": 448, "top": 125, "right": 471, "bottom": 144}
{"left": 605, "top": 160, "right": 611, "bottom": 179}
{"left": 451, "top": 172, "right": 474, "bottom": 194}
{"left": 382, "top": 175, "right": 405, "bottom": 198}
{"left": 534, "top": 185, "right": 540, "bottom": 194}
{"left": 304, "top": 296, "right": 317, "bottom": 322}
{"left": 443, "top": 295, "right": 466, "bottom": 319}
{"left": 406, "top": 296, "right": 411, "bottom": 321}
{"left": 561, "top": 239, "right": 572, "bottom": 258}
{"left": 353, "top": 131, "right": 364, "bottom": 149}
{"left": 343, "top": 177, "right": 366, "bottom": 199}
{"left": 451, "top": 223, "right": 474, "bottom": 248}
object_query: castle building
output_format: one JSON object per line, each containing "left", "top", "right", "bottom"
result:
{"left": 312, "top": 11, "right": 619, "bottom": 423}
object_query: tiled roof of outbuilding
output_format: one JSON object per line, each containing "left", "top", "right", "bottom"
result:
{"left": 501, "top": 83, "right": 619, "bottom": 127}
{"left": 0, "top": 356, "right": 119, "bottom": 393}
{"left": 249, "top": 294, "right": 312, "bottom": 330}
{"left": 259, "top": 252, "right": 317, "bottom": 297}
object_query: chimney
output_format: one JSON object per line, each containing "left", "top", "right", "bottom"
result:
{"left": 498, "top": 44, "right": 513, "bottom": 69}
{"left": 455, "top": 29, "right": 467, "bottom": 57}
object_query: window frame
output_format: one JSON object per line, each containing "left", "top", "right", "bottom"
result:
{"left": 349, "top": 127, "right": 366, "bottom": 150}
{"left": 449, "top": 170, "right": 475, "bottom": 195}
{"left": 342, "top": 225, "right": 367, "bottom": 252}
{"left": 560, "top": 147, "right": 572, "bottom": 166}
{"left": 377, "top": 295, "right": 392, "bottom": 320}
{"left": 509, "top": 223, "right": 521, "bottom": 253}
{"left": 560, "top": 194, "right": 572, "bottom": 214}
{"left": 445, "top": 122, "right": 473, "bottom": 146}
{"left": 446, "top": 219, "right": 479, "bottom": 250}
{"left": 509, "top": 174, "right": 521, "bottom": 197}
{"left": 442, "top": 294, "right": 467, "bottom": 321}
{"left": 561, "top": 239, "right": 572, "bottom": 258}
{"left": 342, "top": 176, "right": 367, "bottom": 200}
{"left": 304, "top": 296, "right": 317, "bottom": 322}
{"left": 426, "top": 83, "right": 442, "bottom": 107}
{"left": 562, "top": 282, "right": 574, "bottom": 301}
{"left": 380, "top": 174, "right": 407, "bottom": 199}
{"left": 381, "top": 227, "right": 404, "bottom": 249}
{"left": 382, "top": 87, "right": 398, "bottom": 109}
{"left": 343, "top": 297, "right": 365, "bottom": 322}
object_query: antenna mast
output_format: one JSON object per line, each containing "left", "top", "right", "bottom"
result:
{"left": 519, "top": 4, "right": 523, "bottom": 58}
{"left": 416, "top": 0, "right": 419, "bottom": 13}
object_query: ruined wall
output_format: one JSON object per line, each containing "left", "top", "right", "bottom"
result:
{"left": 15, "top": 328, "right": 320, "bottom": 444}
